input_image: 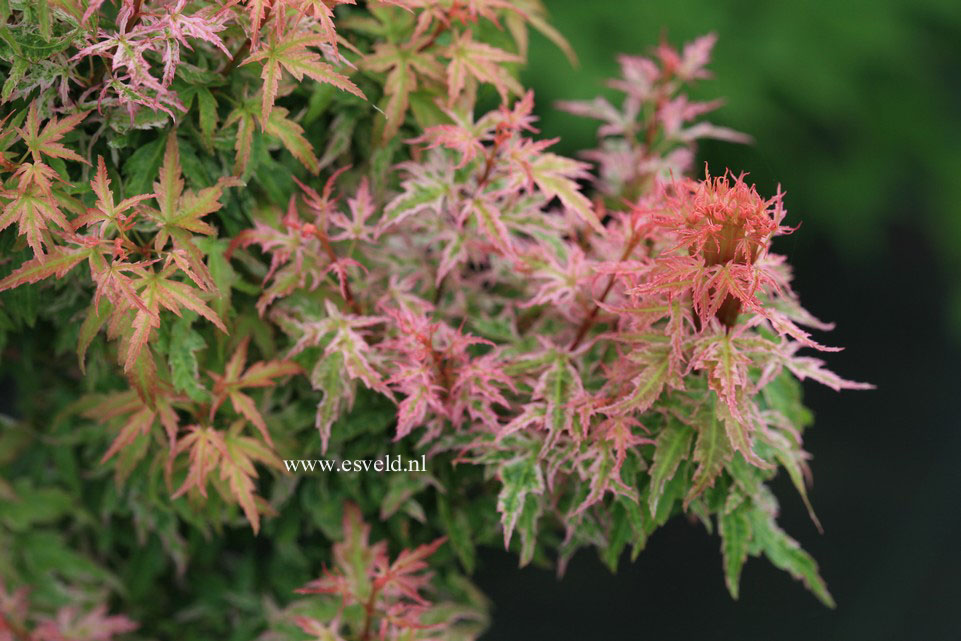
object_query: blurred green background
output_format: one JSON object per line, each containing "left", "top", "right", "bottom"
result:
{"left": 476, "top": 2, "right": 961, "bottom": 640}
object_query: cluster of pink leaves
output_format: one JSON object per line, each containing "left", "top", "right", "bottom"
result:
{"left": 65, "top": 0, "right": 569, "bottom": 155}
{"left": 0, "top": 581, "right": 136, "bottom": 641}
{"left": 72, "top": 0, "right": 359, "bottom": 120}
{"left": 557, "top": 34, "right": 751, "bottom": 198}
{"left": 75, "top": 0, "right": 229, "bottom": 117}
{"left": 279, "top": 504, "right": 486, "bottom": 641}
{"left": 236, "top": 33, "right": 869, "bottom": 557}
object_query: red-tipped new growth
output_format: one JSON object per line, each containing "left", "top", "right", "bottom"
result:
{"left": 293, "top": 504, "right": 451, "bottom": 641}
{"left": 658, "top": 168, "right": 792, "bottom": 327}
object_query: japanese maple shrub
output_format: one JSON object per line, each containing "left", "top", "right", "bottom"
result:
{"left": 0, "top": 0, "right": 869, "bottom": 638}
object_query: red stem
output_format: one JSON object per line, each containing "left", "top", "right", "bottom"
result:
{"left": 122, "top": 0, "right": 143, "bottom": 33}
{"left": 568, "top": 231, "right": 641, "bottom": 351}
{"left": 568, "top": 90, "right": 667, "bottom": 350}
{"left": 359, "top": 582, "right": 381, "bottom": 641}
{"left": 416, "top": 19, "right": 448, "bottom": 52}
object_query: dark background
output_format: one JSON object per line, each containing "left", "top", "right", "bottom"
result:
{"left": 475, "top": 1, "right": 961, "bottom": 639}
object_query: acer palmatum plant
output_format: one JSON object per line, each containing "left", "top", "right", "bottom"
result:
{"left": 0, "top": 1, "right": 870, "bottom": 637}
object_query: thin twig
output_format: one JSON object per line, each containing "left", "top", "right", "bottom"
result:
{"left": 359, "top": 583, "right": 381, "bottom": 641}
{"left": 568, "top": 231, "right": 640, "bottom": 351}
{"left": 416, "top": 19, "right": 448, "bottom": 52}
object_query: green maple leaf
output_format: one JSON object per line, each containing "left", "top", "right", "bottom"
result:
{"left": 263, "top": 106, "right": 319, "bottom": 174}
{"left": 121, "top": 261, "right": 228, "bottom": 374}
{"left": 209, "top": 337, "right": 302, "bottom": 446}
{"left": 14, "top": 100, "right": 89, "bottom": 165}
{"left": 444, "top": 30, "right": 522, "bottom": 105}
{"left": 362, "top": 39, "right": 445, "bottom": 142}
{"left": 243, "top": 31, "right": 365, "bottom": 125}
{"left": 145, "top": 135, "right": 239, "bottom": 290}
{"left": 0, "top": 245, "right": 90, "bottom": 291}
{"left": 0, "top": 185, "right": 70, "bottom": 258}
